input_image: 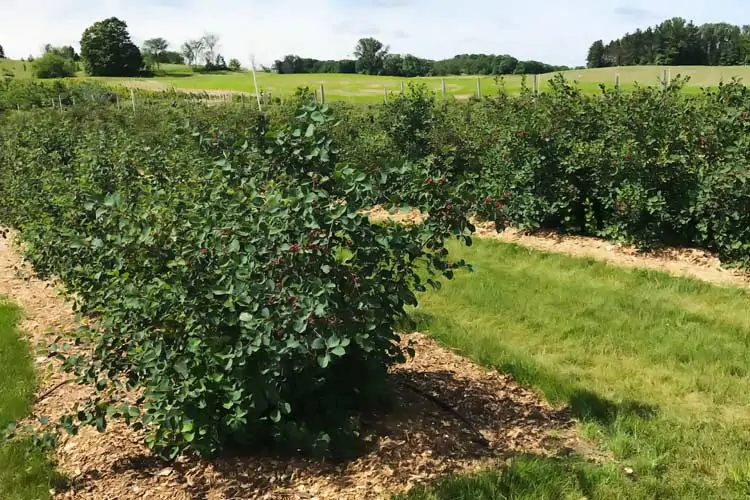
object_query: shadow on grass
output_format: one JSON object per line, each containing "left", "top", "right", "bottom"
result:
{"left": 569, "top": 389, "right": 658, "bottom": 425}
{"left": 406, "top": 311, "right": 659, "bottom": 427}
{"left": 394, "top": 452, "right": 622, "bottom": 500}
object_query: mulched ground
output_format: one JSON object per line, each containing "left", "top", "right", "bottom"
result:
{"left": 0, "top": 232, "right": 586, "bottom": 500}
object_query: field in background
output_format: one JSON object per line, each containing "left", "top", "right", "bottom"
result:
{"left": 4, "top": 60, "right": 750, "bottom": 101}
{"left": 0, "top": 60, "right": 33, "bottom": 79}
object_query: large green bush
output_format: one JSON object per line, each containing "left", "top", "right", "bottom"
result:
{"left": 0, "top": 102, "right": 472, "bottom": 459}
{"left": 31, "top": 53, "right": 77, "bottom": 79}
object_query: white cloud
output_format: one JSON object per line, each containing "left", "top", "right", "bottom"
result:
{"left": 1, "top": 0, "right": 748, "bottom": 67}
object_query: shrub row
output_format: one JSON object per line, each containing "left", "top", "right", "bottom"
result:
{"left": 0, "top": 100, "right": 472, "bottom": 459}
{"left": 354, "top": 76, "right": 750, "bottom": 267}
{"left": 2, "top": 74, "right": 750, "bottom": 460}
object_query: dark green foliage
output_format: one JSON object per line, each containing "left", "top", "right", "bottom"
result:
{"left": 32, "top": 53, "right": 76, "bottom": 79}
{"left": 273, "top": 51, "right": 565, "bottom": 77}
{"left": 80, "top": 17, "right": 142, "bottom": 77}
{"left": 354, "top": 38, "right": 389, "bottom": 75}
{"left": 0, "top": 100, "right": 472, "bottom": 459}
{"left": 0, "top": 45, "right": 5, "bottom": 59}
{"left": 586, "top": 40, "right": 608, "bottom": 68}
{"left": 590, "top": 17, "right": 750, "bottom": 66}
{"left": 343, "top": 75, "right": 750, "bottom": 268}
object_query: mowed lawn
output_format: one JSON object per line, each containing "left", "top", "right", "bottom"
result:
{"left": 84, "top": 64, "right": 750, "bottom": 102}
{"left": 0, "top": 299, "right": 63, "bottom": 500}
{"left": 399, "top": 238, "right": 750, "bottom": 499}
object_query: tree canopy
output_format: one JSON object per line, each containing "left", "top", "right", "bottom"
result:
{"left": 80, "top": 17, "right": 142, "bottom": 76}
{"left": 0, "top": 44, "right": 5, "bottom": 59}
{"left": 586, "top": 17, "right": 750, "bottom": 67}
{"left": 274, "top": 38, "right": 568, "bottom": 76}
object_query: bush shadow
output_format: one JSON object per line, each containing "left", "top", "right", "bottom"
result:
{"left": 568, "top": 389, "right": 659, "bottom": 425}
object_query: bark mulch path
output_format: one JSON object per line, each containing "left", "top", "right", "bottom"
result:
{"left": 365, "top": 206, "right": 750, "bottom": 287}
{"left": 0, "top": 233, "right": 586, "bottom": 500}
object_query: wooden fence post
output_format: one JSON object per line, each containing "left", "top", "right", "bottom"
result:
{"left": 615, "top": 73, "right": 620, "bottom": 89}
{"left": 400, "top": 81, "right": 405, "bottom": 95}
{"left": 130, "top": 89, "right": 136, "bottom": 112}
{"left": 533, "top": 74, "right": 539, "bottom": 94}
{"left": 441, "top": 78, "right": 447, "bottom": 106}
{"left": 476, "top": 77, "right": 481, "bottom": 98}
{"left": 320, "top": 83, "right": 326, "bottom": 104}
{"left": 384, "top": 87, "right": 388, "bottom": 104}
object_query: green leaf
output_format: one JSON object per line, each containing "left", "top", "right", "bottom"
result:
{"left": 293, "top": 317, "right": 308, "bottom": 333}
{"left": 174, "top": 358, "right": 188, "bottom": 377}
{"left": 321, "top": 264, "right": 331, "bottom": 274}
{"left": 317, "top": 354, "right": 330, "bottom": 368}
{"left": 331, "top": 346, "right": 346, "bottom": 357}
{"left": 305, "top": 124, "right": 315, "bottom": 138}
{"left": 239, "top": 312, "right": 253, "bottom": 322}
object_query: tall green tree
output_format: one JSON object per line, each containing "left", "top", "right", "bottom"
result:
{"left": 589, "top": 17, "right": 750, "bottom": 67}
{"left": 586, "top": 40, "right": 608, "bottom": 68}
{"left": 143, "top": 37, "right": 169, "bottom": 69}
{"left": 354, "top": 38, "right": 388, "bottom": 75}
{"left": 201, "top": 34, "right": 219, "bottom": 66}
{"left": 0, "top": 44, "right": 5, "bottom": 59}
{"left": 80, "top": 17, "right": 142, "bottom": 76}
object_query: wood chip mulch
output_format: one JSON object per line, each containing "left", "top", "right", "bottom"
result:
{"left": 0, "top": 232, "right": 588, "bottom": 500}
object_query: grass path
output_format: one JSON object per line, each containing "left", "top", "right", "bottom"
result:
{"left": 402, "top": 238, "right": 750, "bottom": 499}
{"left": 0, "top": 299, "right": 62, "bottom": 500}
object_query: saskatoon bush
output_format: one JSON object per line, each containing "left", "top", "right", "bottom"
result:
{"left": 0, "top": 102, "right": 473, "bottom": 459}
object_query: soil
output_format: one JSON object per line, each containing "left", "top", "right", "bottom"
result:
{"left": 0, "top": 232, "right": 585, "bottom": 500}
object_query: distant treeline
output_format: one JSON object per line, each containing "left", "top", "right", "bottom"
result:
{"left": 587, "top": 17, "right": 750, "bottom": 67}
{"left": 273, "top": 39, "right": 573, "bottom": 76}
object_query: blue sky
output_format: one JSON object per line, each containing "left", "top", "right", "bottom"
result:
{"left": 1, "top": 0, "right": 748, "bottom": 66}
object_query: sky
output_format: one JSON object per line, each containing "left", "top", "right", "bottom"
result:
{"left": 1, "top": 0, "right": 748, "bottom": 67}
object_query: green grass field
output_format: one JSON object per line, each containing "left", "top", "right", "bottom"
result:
{"left": 400, "top": 239, "right": 750, "bottom": 499}
{"left": 110, "top": 64, "right": 750, "bottom": 101}
{"left": 0, "top": 299, "right": 62, "bottom": 500}
{"left": 4, "top": 59, "right": 750, "bottom": 101}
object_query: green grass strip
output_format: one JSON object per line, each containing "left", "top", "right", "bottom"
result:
{"left": 0, "top": 299, "right": 64, "bottom": 500}
{"left": 400, "top": 238, "right": 750, "bottom": 499}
